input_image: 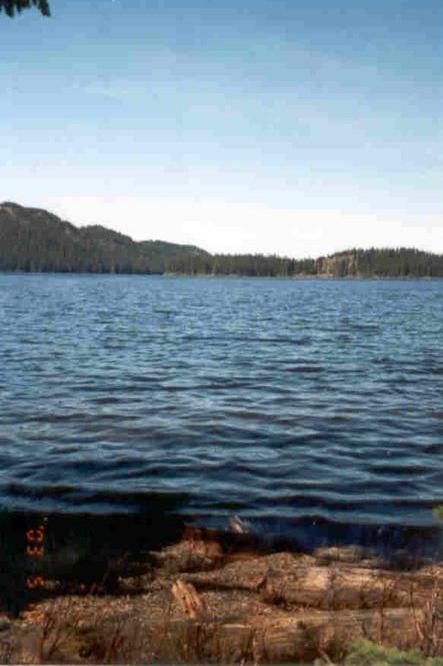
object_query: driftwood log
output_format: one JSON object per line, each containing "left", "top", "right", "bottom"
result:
{"left": 2, "top": 532, "right": 443, "bottom": 663}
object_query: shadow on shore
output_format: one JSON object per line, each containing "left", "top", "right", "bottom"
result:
{"left": 1, "top": 503, "right": 442, "bottom": 617}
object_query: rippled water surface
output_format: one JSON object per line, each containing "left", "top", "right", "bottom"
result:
{"left": 1, "top": 275, "right": 443, "bottom": 542}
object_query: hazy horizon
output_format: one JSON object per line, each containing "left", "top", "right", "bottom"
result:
{"left": 1, "top": 0, "right": 442, "bottom": 257}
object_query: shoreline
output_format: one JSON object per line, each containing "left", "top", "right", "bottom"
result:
{"left": 2, "top": 524, "right": 443, "bottom": 663}
{"left": 0, "top": 269, "right": 441, "bottom": 279}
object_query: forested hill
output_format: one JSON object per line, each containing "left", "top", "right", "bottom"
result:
{"left": 0, "top": 202, "right": 208, "bottom": 273}
{"left": 173, "top": 248, "right": 443, "bottom": 278}
{"left": 1, "top": 202, "right": 442, "bottom": 277}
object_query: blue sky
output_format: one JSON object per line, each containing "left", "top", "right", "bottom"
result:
{"left": 1, "top": 0, "right": 442, "bottom": 256}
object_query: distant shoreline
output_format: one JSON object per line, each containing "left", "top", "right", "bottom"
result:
{"left": 0, "top": 270, "right": 441, "bottom": 279}
{"left": 2, "top": 203, "right": 443, "bottom": 279}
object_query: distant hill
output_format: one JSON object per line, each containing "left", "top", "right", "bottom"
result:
{"left": 169, "top": 247, "right": 443, "bottom": 278}
{"left": 1, "top": 202, "right": 442, "bottom": 277}
{"left": 0, "top": 202, "right": 208, "bottom": 273}
{"left": 315, "top": 248, "right": 443, "bottom": 278}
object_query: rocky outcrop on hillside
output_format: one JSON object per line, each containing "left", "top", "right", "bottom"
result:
{"left": 315, "top": 251, "right": 360, "bottom": 277}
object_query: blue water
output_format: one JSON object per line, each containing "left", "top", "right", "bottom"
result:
{"left": 1, "top": 274, "right": 443, "bottom": 543}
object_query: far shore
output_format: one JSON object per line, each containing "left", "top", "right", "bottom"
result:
{"left": 0, "top": 269, "right": 440, "bottom": 279}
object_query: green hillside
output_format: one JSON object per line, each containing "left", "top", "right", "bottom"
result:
{"left": 0, "top": 202, "right": 208, "bottom": 274}
{"left": 1, "top": 202, "right": 442, "bottom": 277}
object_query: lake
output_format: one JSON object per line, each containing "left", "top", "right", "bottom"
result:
{"left": 1, "top": 274, "right": 443, "bottom": 549}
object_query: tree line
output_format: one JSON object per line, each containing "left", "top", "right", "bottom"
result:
{"left": 166, "top": 248, "right": 443, "bottom": 278}
{"left": 1, "top": 202, "right": 443, "bottom": 277}
{"left": 0, "top": 0, "right": 50, "bottom": 17}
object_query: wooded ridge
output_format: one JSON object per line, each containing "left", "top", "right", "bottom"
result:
{"left": 1, "top": 202, "right": 442, "bottom": 277}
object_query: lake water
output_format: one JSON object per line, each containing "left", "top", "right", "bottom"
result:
{"left": 1, "top": 274, "right": 443, "bottom": 549}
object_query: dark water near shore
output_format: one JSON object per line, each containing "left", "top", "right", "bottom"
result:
{"left": 1, "top": 274, "right": 443, "bottom": 549}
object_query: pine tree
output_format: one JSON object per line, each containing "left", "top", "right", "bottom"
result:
{"left": 0, "top": 0, "right": 50, "bottom": 17}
